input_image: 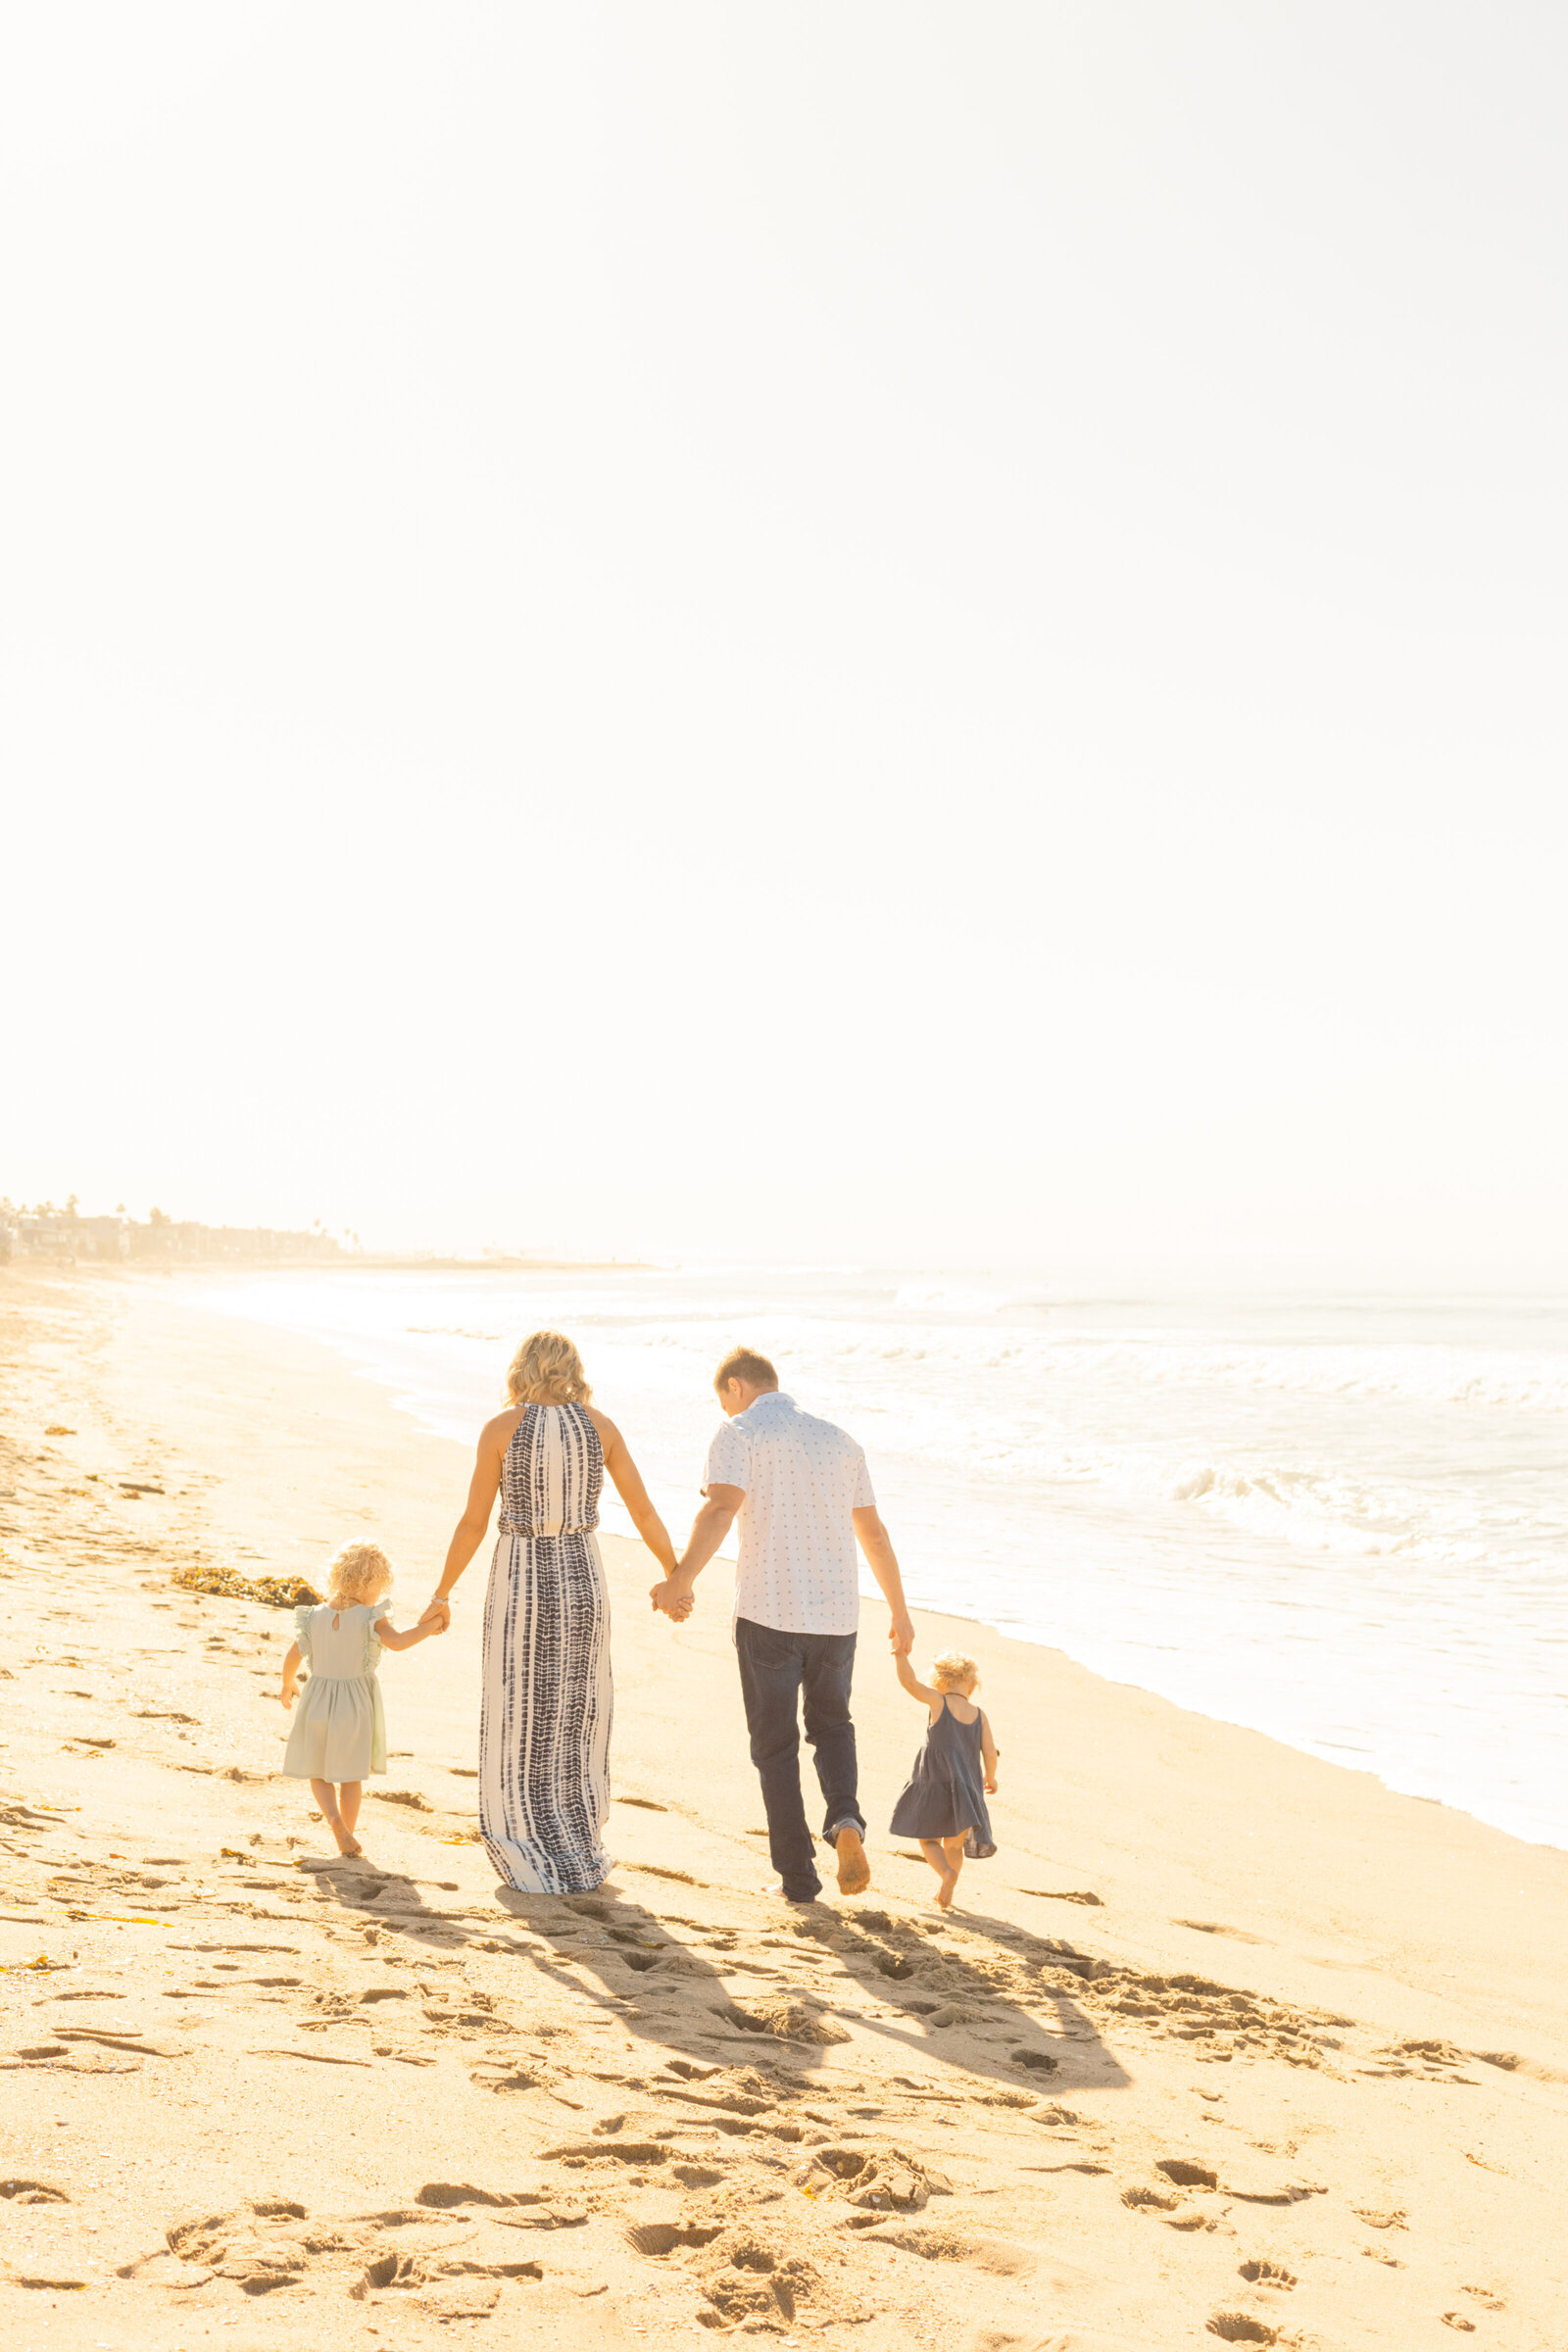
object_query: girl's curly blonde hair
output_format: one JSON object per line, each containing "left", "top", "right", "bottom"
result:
{"left": 930, "top": 1649, "right": 979, "bottom": 1691}
{"left": 324, "top": 1543, "right": 394, "bottom": 1608}
{"left": 506, "top": 1329, "right": 592, "bottom": 1407}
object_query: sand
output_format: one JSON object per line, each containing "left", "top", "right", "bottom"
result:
{"left": 2, "top": 1265, "right": 1566, "bottom": 2351}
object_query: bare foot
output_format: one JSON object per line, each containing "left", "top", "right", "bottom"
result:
{"left": 933, "top": 1871, "right": 956, "bottom": 1910}
{"left": 835, "top": 1824, "right": 871, "bottom": 1896}
{"left": 326, "top": 1819, "right": 363, "bottom": 1858}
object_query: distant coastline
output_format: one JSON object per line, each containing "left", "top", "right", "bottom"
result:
{"left": 291, "top": 1256, "right": 658, "bottom": 1274}
{"left": 0, "top": 1199, "right": 653, "bottom": 1274}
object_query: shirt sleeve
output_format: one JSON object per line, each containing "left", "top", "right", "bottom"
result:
{"left": 704, "top": 1419, "right": 750, "bottom": 1494}
{"left": 293, "top": 1604, "right": 315, "bottom": 1663}
{"left": 852, "top": 1446, "right": 875, "bottom": 1509}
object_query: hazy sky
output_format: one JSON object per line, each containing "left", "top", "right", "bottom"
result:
{"left": 4, "top": 5, "right": 1563, "bottom": 1278}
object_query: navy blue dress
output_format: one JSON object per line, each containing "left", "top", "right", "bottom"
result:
{"left": 889, "top": 1696, "right": 996, "bottom": 1858}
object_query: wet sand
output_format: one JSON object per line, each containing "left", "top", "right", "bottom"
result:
{"left": 3, "top": 1265, "right": 1566, "bottom": 2348}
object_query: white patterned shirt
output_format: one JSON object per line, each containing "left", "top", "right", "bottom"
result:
{"left": 703, "top": 1391, "right": 875, "bottom": 1637}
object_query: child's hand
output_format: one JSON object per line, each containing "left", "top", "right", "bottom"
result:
{"left": 280, "top": 1679, "right": 298, "bottom": 1711}
{"left": 984, "top": 1773, "right": 999, "bottom": 1794}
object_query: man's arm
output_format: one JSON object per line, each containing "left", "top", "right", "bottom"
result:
{"left": 650, "top": 1485, "right": 745, "bottom": 1623}
{"left": 853, "top": 1506, "right": 915, "bottom": 1654}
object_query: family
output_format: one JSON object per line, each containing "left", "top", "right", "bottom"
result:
{"left": 279, "top": 1333, "right": 999, "bottom": 1912}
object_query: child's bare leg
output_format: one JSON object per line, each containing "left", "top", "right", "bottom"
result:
{"left": 939, "top": 1836, "right": 967, "bottom": 1908}
{"left": 339, "top": 1783, "right": 363, "bottom": 1834}
{"left": 920, "top": 1838, "right": 958, "bottom": 1908}
{"left": 309, "top": 1778, "right": 363, "bottom": 1857}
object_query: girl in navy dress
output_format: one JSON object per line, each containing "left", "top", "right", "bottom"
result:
{"left": 890, "top": 1648, "right": 999, "bottom": 1909}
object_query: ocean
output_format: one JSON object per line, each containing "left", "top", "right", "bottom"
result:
{"left": 189, "top": 1265, "right": 1567, "bottom": 1851}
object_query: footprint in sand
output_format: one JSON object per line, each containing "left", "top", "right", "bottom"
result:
{"left": 154, "top": 2191, "right": 554, "bottom": 2310}
{"left": 721, "top": 1993, "right": 852, "bottom": 2044}
{"left": 1173, "top": 1919, "right": 1271, "bottom": 1946}
{"left": 797, "top": 2146, "right": 943, "bottom": 2213}
{"left": 414, "top": 2182, "right": 587, "bottom": 2230}
{"left": 1351, "top": 2205, "right": 1407, "bottom": 2230}
{"left": 625, "top": 2222, "right": 722, "bottom": 2256}
{"left": 1155, "top": 2158, "right": 1218, "bottom": 2190}
{"left": 863, "top": 2224, "right": 1036, "bottom": 2277}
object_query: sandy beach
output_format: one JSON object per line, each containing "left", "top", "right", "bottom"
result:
{"left": 3, "top": 1266, "right": 1566, "bottom": 2351}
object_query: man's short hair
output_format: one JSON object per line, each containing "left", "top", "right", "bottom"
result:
{"left": 714, "top": 1347, "right": 778, "bottom": 1395}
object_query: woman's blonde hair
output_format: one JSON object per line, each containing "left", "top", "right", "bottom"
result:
{"left": 324, "top": 1543, "right": 394, "bottom": 1608}
{"left": 506, "top": 1329, "right": 592, "bottom": 1407}
{"left": 930, "top": 1649, "right": 979, "bottom": 1692}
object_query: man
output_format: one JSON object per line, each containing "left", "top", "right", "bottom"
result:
{"left": 651, "top": 1348, "right": 915, "bottom": 1903}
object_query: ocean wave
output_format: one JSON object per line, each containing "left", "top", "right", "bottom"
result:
{"left": 814, "top": 1331, "right": 1568, "bottom": 1414}
{"left": 406, "top": 1325, "right": 504, "bottom": 1342}
{"left": 891, "top": 1281, "right": 1053, "bottom": 1317}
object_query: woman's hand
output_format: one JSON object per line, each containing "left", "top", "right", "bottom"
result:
{"left": 418, "top": 1596, "right": 452, "bottom": 1632}
{"left": 984, "top": 1773, "right": 999, "bottom": 1794}
{"left": 650, "top": 1572, "right": 695, "bottom": 1623}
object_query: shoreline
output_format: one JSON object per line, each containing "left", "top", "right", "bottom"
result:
{"left": 4, "top": 1262, "right": 1567, "bottom": 2347}
{"left": 170, "top": 1259, "right": 1566, "bottom": 1858}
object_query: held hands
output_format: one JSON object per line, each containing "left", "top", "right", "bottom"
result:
{"left": 418, "top": 1596, "right": 453, "bottom": 1633}
{"left": 650, "top": 1571, "right": 696, "bottom": 1625}
{"left": 888, "top": 1611, "right": 915, "bottom": 1657}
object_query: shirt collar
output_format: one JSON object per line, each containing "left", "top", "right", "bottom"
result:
{"left": 741, "top": 1390, "right": 795, "bottom": 1421}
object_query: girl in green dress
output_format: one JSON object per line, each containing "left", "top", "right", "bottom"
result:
{"left": 279, "top": 1544, "right": 443, "bottom": 1856}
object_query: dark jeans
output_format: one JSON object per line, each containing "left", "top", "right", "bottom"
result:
{"left": 734, "top": 1617, "right": 864, "bottom": 1899}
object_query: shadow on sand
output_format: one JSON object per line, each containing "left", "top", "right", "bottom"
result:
{"left": 292, "top": 1849, "right": 1128, "bottom": 2103}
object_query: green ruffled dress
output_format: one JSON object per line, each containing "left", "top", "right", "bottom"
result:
{"left": 280, "top": 1601, "right": 387, "bottom": 1782}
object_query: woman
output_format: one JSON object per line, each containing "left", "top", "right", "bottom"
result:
{"left": 421, "top": 1329, "right": 676, "bottom": 1893}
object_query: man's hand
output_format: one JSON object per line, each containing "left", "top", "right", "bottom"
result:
{"left": 888, "top": 1610, "right": 915, "bottom": 1656}
{"left": 419, "top": 1597, "right": 452, "bottom": 1632}
{"left": 650, "top": 1574, "right": 695, "bottom": 1624}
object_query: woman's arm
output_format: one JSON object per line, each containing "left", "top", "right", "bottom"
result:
{"left": 420, "top": 1416, "right": 508, "bottom": 1627}
{"left": 280, "top": 1641, "right": 302, "bottom": 1707}
{"left": 373, "top": 1616, "right": 443, "bottom": 1653}
{"left": 895, "top": 1651, "right": 943, "bottom": 1709}
{"left": 590, "top": 1411, "right": 677, "bottom": 1576}
{"left": 980, "top": 1709, "right": 1000, "bottom": 1792}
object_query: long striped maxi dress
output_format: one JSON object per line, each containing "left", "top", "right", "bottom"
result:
{"left": 479, "top": 1401, "right": 613, "bottom": 1894}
